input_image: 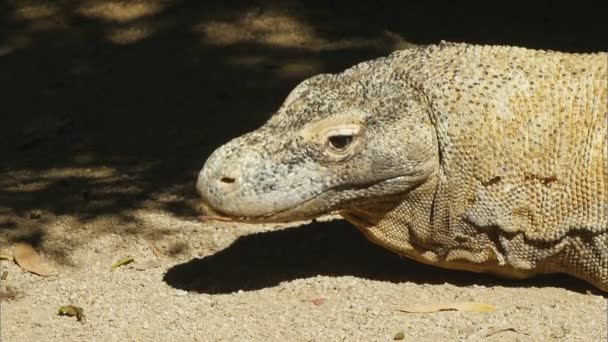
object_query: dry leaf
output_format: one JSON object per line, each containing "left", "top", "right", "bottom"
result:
{"left": 111, "top": 256, "right": 134, "bottom": 270}
{"left": 300, "top": 298, "right": 326, "bottom": 306}
{"left": 399, "top": 301, "right": 496, "bottom": 313}
{"left": 58, "top": 305, "right": 85, "bottom": 321}
{"left": 484, "top": 325, "right": 517, "bottom": 337}
{"left": 0, "top": 253, "right": 13, "bottom": 261}
{"left": 151, "top": 244, "right": 162, "bottom": 257}
{"left": 14, "top": 242, "right": 54, "bottom": 276}
{"left": 466, "top": 324, "right": 518, "bottom": 339}
{"left": 311, "top": 298, "right": 325, "bottom": 306}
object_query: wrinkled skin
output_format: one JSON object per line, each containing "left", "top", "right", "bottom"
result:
{"left": 197, "top": 43, "right": 607, "bottom": 292}
{"left": 197, "top": 65, "right": 438, "bottom": 222}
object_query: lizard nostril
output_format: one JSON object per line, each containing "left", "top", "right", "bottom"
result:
{"left": 220, "top": 177, "right": 235, "bottom": 184}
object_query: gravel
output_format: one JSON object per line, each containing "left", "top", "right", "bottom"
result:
{"left": 1, "top": 209, "right": 606, "bottom": 341}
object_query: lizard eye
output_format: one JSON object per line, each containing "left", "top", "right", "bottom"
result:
{"left": 328, "top": 135, "right": 353, "bottom": 150}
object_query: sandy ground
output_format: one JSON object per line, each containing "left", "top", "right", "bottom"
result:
{"left": 1, "top": 1, "right": 606, "bottom": 341}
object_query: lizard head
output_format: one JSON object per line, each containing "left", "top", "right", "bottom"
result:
{"left": 197, "top": 60, "right": 439, "bottom": 222}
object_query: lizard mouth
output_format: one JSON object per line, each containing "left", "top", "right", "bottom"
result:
{"left": 199, "top": 198, "right": 318, "bottom": 223}
{"left": 199, "top": 189, "right": 331, "bottom": 223}
{"left": 198, "top": 174, "right": 411, "bottom": 223}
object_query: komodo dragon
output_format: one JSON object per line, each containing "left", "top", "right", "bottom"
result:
{"left": 197, "top": 42, "right": 608, "bottom": 291}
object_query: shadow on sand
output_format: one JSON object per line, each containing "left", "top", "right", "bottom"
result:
{"left": 163, "top": 220, "right": 598, "bottom": 294}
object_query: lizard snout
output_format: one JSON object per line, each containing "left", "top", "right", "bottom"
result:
{"left": 196, "top": 143, "right": 267, "bottom": 217}
{"left": 197, "top": 158, "right": 242, "bottom": 199}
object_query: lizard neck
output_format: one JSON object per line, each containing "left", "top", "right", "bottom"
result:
{"left": 340, "top": 176, "right": 440, "bottom": 257}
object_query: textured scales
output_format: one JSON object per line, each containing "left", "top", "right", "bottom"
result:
{"left": 197, "top": 42, "right": 608, "bottom": 291}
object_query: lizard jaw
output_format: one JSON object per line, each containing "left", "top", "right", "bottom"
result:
{"left": 198, "top": 174, "right": 414, "bottom": 224}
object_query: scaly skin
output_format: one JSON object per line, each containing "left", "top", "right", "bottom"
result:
{"left": 197, "top": 42, "right": 607, "bottom": 291}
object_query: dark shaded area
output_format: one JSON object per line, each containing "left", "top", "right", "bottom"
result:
{"left": 163, "top": 220, "right": 598, "bottom": 294}
{"left": 0, "top": 221, "right": 17, "bottom": 230}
